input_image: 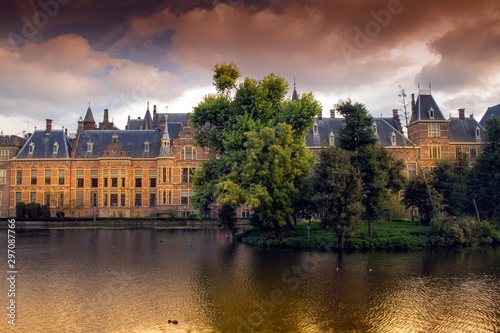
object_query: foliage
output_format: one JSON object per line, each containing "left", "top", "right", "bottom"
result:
{"left": 41, "top": 204, "right": 51, "bottom": 218}
{"left": 191, "top": 63, "right": 321, "bottom": 238}
{"left": 467, "top": 117, "right": 500, "bottom": 221}
{"left": 381, "top": 192, "right": 410, "bottom": 221}
{"left": 16, "top": 202, "right": 26, "bottom": 218}
{"left": 217, "top": 204, "right": 238, "bottom": 236}
{"left": 165, "top": 206, "right": 177, "bottom": 220}
{"left": 430, "top": 215, "right": 495, "bottom": 247}
{"left": 188, "top": 212, "right": 200, "bottom": 220}
{"left": 25, "top": 202, "right": 42, "bottom": 219}
{"left": 336, "top": 99, "right": 377, "bottom": 152}
{"left": 403, "top": 176, "right": 444, "bottom": 225}
{"left": 430, "top": 158, "right": 469, "bottom": 216}
{"left": 311, "top": 147, "right": 364, "bottom": 249}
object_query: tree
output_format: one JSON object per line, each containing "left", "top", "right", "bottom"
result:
{"left": 191, "top": 64, "right": 321, "bottom": 237}
{"left": 311, "top": 147, "right": 364, "bottom": 249}
{"left": 336, "top": 99, "right": 406, "bottom": 236}
{"left": 217, "top": 123, "right": 314, "bottom": 238}
{"left": 430, "top": 157, "right": 469, "bottom": 216}
{"left": 402, "top": 175, "right": 444, "bottom": 225}
{"left": 467, "top": 117, "right": 500, "bottom": 221}
{"left": 213, "top": 62, "right": 241, "bottom": 96}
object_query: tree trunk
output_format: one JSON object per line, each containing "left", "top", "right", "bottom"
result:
{"left": 336, "top": 231, "right": 344, "bottom": 249}
{"left": 368, "top": 216, "right": 373, "bottom": 238}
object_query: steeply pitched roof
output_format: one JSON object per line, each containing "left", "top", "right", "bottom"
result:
{"left": 73, "top": 130, "right": 162, "bottom": 158}
{"left": 449, "top": 116, "right": 487, "bottom": 143}
{"left": 15, "top": 130, "right": 71, "bottom": 159}
{"left": 83, "top": 106, "right": 95, "bottom": 123}
{"left": 480, "top": 104, "right": 500, "bottom": 128}
{"left": 374, "top": 118, "right": 413, "bottom": 147}
{"left": 144, "top": 109, "right": 153, "bottom": 130}
{"left": 411, "top": 92, "right": 447, "bottom": 122}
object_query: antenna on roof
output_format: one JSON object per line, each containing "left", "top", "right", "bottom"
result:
{"left": 294, "top": 72, "right": 296, "bottom": 89}
{"left": 147, "top": 101, "right": 150, "bottom": 111}
{"left": 429, "top": 79, "right": 432, "bottom": 92}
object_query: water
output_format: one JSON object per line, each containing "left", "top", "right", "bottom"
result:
{"left": 1, "top": 228, "right": 499, "bottom": 332}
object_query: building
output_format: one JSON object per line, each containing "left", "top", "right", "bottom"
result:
{"left": 480, "top": 104, "right": 500, "bottom": 128}
{"left": 0, "top": 134, "right": 26, "bottom": 218}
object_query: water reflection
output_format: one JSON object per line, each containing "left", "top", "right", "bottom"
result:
{"left": 1, "top": 229, "right": 499, "bottom": 332}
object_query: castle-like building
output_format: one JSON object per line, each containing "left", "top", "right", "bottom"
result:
{"left": 0, "top": 87, "right": 497, "bottom": 218}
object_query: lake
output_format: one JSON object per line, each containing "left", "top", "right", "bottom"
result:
{"left": 1, "top": 227, "right": 499, "bottom": 332}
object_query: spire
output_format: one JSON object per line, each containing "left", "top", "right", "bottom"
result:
{"left": 292, "top": 72, "right": 298, "bottom": 102}
{"left": 83, "top": 103, "right": 95, "bottom": 123}
{"left": 144, "top": 103, "right": 153, "bottom": 130}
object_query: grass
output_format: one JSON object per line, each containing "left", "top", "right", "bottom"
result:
{"left": 236, "top": 219, "right": 500, "bottom": 251}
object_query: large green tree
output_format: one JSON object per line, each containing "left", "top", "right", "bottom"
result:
{"left": 311, "top": 147, "right": 364, "bottom": 249}
{"left": 190, "top": 63, "right": 321, "bottom": 237}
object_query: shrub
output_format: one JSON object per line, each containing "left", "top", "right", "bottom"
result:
{"left": 16, "top": 202, "right": 26, "bottom": 218}
{"left": 41, "top": 205, "right": 51, "bottom": 218}
{"left": 26, "top": 203, "right": 42, "bottom": 219}
{"left": 188, "top": 212, "right": 200, "bottom": 220}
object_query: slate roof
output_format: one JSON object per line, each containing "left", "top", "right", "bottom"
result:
{"left": 305, "top": 117, "right": 412, "bottom": 148}
{"left": 83, "top": 106, "right": 95, "bottom": 123}
{"left": 73, "top": 130, "right": 162, "bottom": 158}
{"left": 411, "top": 92, "right": 447, "bottom": 122}
{"left": 480, "top": 104, "right": 500, "bottom": 128}
{"left": 15, "top": 130, "right": 72, "bottom": 159}
{"left": 449, "top": 117, "right": 487, "bottom": 143}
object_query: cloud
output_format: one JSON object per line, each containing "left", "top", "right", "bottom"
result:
{"left": 0, "top": 34, "right": 183, "bottom": 134}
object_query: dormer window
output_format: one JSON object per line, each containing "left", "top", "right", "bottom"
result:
{"left": 313, "top": 122, "right": 318, "bottom": 134}
{"left": 329, "top": 133, "right": 335, "bottom": 146}
{"left": 29, "top": 142, "right": 35, "bottom": 154}
{"left": 390, "top": 132, "right": 396, "bottom": 146}
{"left": 428, "top": 107, "right": 435, "bottom": 119}
{"left": 53, "top": 142, "right": 59, "bottom": 154}
{"left": 372, "top": 123, "right": 377, "bottom": 134}
{"left": 86, "top": 142, "right": 93, "bottom": 153}
{"left": 475, "top": 126, "right": 481, "bottom": 141}
{"left": 144, "top": 141, "right": 150, "bottom": 152}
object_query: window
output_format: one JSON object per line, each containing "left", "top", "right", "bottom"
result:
{"left": 135, "top": 170, "right": 142, "bottom": 188}
{"left": 455, "top": 146, "right": 462, "bottom": 158}
{"left": 103, "top": 169, "right": 108, "bottom": 187}
{"left": 162, "top": 167, "right": 167, "bottom": 183}
{"left": 144, "top": 141, "right": 150, "bottom": 152}
{"left": 91, "top": 170, "right": 98, "bottom": 188}
{"left": 428, "top": 107, "right": 434, "bottom": 119}
{"left": 121, "top": 193, "right": 126, "bottom": 207}
{"left": 428, "top": 124, "right": 440, "bottom": 138}
{"left": 58, "top": 169, "right": 65, "bottom": 185}
{"left": 313, "top": 124, "right": 318, "bottom": 134}
{"left": 182, "top": 168, "right": 195, "bottom": 183}
{"left": 470, "top": 146, "right": 477, "bottom": 159}
{"left": 30, "top": 192, "right": 36, "bottom": 203}
{"left": 162, "top": 190, "right": 167, "bottom": 205}
{"left": 15, "top": 192, "right": 22, "bottom": 204}
{"left": 149, "top": 169, "right": 157, "bottom": 188}
{"left": 329, "top": 134, "right": 335, "bottom": 146}
{"left": 429, "top": 145, "right": 441, "bottom": 159}
{"left": 390, "top": 132, "right": 396, "bottom": 146}
{"left": 168, "top": 190, "right": 172, "bottom": 205}
{"left": 1, "top": 150, "right": 8, "bottom": 160}
{"left": 90, "top": 192, "right": 98, "bottom": 207}
{"left": 76, "top": 191, "right": 83, "bottom": 205}
{"left": 53, "top": 142, "right": 59, "bottom": 155}
{"left": 58, "top": 193, "right": 64, "bottom": 207}
{"left": 44, "top": 193, "right": 51, "bottom": 206}
{"left": 372, "top": 123, "right": 377, "bottom": 133}
{"left": 76, "top": 170, "right": 84, "bottom": 188}
{"left": 475, "top": 127, "right": 481, "bottom": 141}
{"left": 135, "top": 192, "right": 142, "bottom": 207}
{"left": 121, "top": 169, "right": 126, "bottom": 187}
{"left": 86, "top": 142, "right": 93, "bottom": 153}
{"left": 110, "top": 193, "right": 118, "bottom": 207}
{"left": 149, "top": 192, "right": 156, "bottom": 207}
{"left": 16, "top": 170, "right": 22, "bottom": 185}
{"left": 29, "top": 143, "right": 34, "bottom": 154}
{"left": 169, "top": 167, "right": 172, "bottom": 183}
{"left": 31, "top": 169, "right": 37, "bottom": 185}
{"left": 0, "top": 169, "right": 6, "bottom": 184}
{"left": 181, "top": 146, "right": 196, "bottom": 160}
{"left": 408, "top": 163, "right": 417, "bottom": 179}
{"left": 181, "top": 190, "right": 189, "bottom": 204}
{"left": 103, "top": 193, "right": 108, "bottom": 207}
{"left": 45, "top": 169, "right": 51, "bottom": 185}
{"left": 111, "top": 169, "right": 118, "bottom": 187}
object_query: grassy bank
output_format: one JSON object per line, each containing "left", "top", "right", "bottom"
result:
{"left": 235, "top": 219, "right": 500, "bottom": 251}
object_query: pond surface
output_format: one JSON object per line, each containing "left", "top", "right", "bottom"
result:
{"left": 1, "top": 228, "right": 499, "bottom": 332}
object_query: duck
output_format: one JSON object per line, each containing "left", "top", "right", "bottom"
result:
{"left": 168, "top": 320, "right": 178, "bottom": 325}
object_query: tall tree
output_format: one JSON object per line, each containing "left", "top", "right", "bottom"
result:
{"left": 467, "top": 117, "right": 500, "bottom": 220}
{"left": 311, "top": 147, "right": 364, "bottom": 249}
{"left": 190, "top": 64, "right": 321, "bottom": 237}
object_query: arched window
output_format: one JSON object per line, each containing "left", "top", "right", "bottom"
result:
{"left": 144, "top": 141, "right": 150, "bottom": 152}
{"left": 329, "top": 132, "right": 335, "bottom": 146}
{"left": 53, "top": 142, "right": 59, "bottom": 154}
{"left": 29, "top": 142, "right": 35, "bottom": 154}
{"left": 390, "top": 132, "right": 396, "bottom": 146}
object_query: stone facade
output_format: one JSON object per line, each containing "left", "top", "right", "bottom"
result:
{"left": 0, "top": 135, "right": 26, "bottom": 218}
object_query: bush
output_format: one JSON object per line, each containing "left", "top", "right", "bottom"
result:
{"left": 16, "top": 202, "right": 26, "bottom": 218}
{"left": 430, "top": 215, "right": 495, "bottom": 247}
{"left": 26, "top": 202, "right": 42, "bottom": 219}
{"left": 41, "top": 205, "right": 51, "bottom": 218}
{"left": 188, "top": 212, "right": 200, "bottom": 220}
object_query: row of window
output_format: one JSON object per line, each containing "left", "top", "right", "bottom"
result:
{"left": 17, "top": 189, "right": 193, "bottom": 207}
{"left": 428, "top": 145, "right": 477, "bottom": 159}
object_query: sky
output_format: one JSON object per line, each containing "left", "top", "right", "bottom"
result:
{"left": 1, "top": 0, "right": 500, "bottom": 135}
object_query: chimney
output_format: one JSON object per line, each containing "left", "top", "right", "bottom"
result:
{"left": 65, "top": 128, "right": 68, "bottom": 136}
{"left": 393, "top": 109, "right": 402, "bottom": 132}
{"left": 411, "top": 93, "right": 416, "bottom": 120}
{"left": 103, "top": 109, "right": 109, "bottom": 122}
{"left": 330, "top": 109, "right": 335, "bottom": 118}
{"left": 46, "top": 119, "right": 53, "bottom": 134}
{"left": 458, "top": 108, "right": 465, "bottom": 120}
{"left": 318, "top": 111, "right": 322, "bottom": 120}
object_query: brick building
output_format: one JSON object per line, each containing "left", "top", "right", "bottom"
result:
{"left": 0, "top": 134, "right": 26, "bottom": 218}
